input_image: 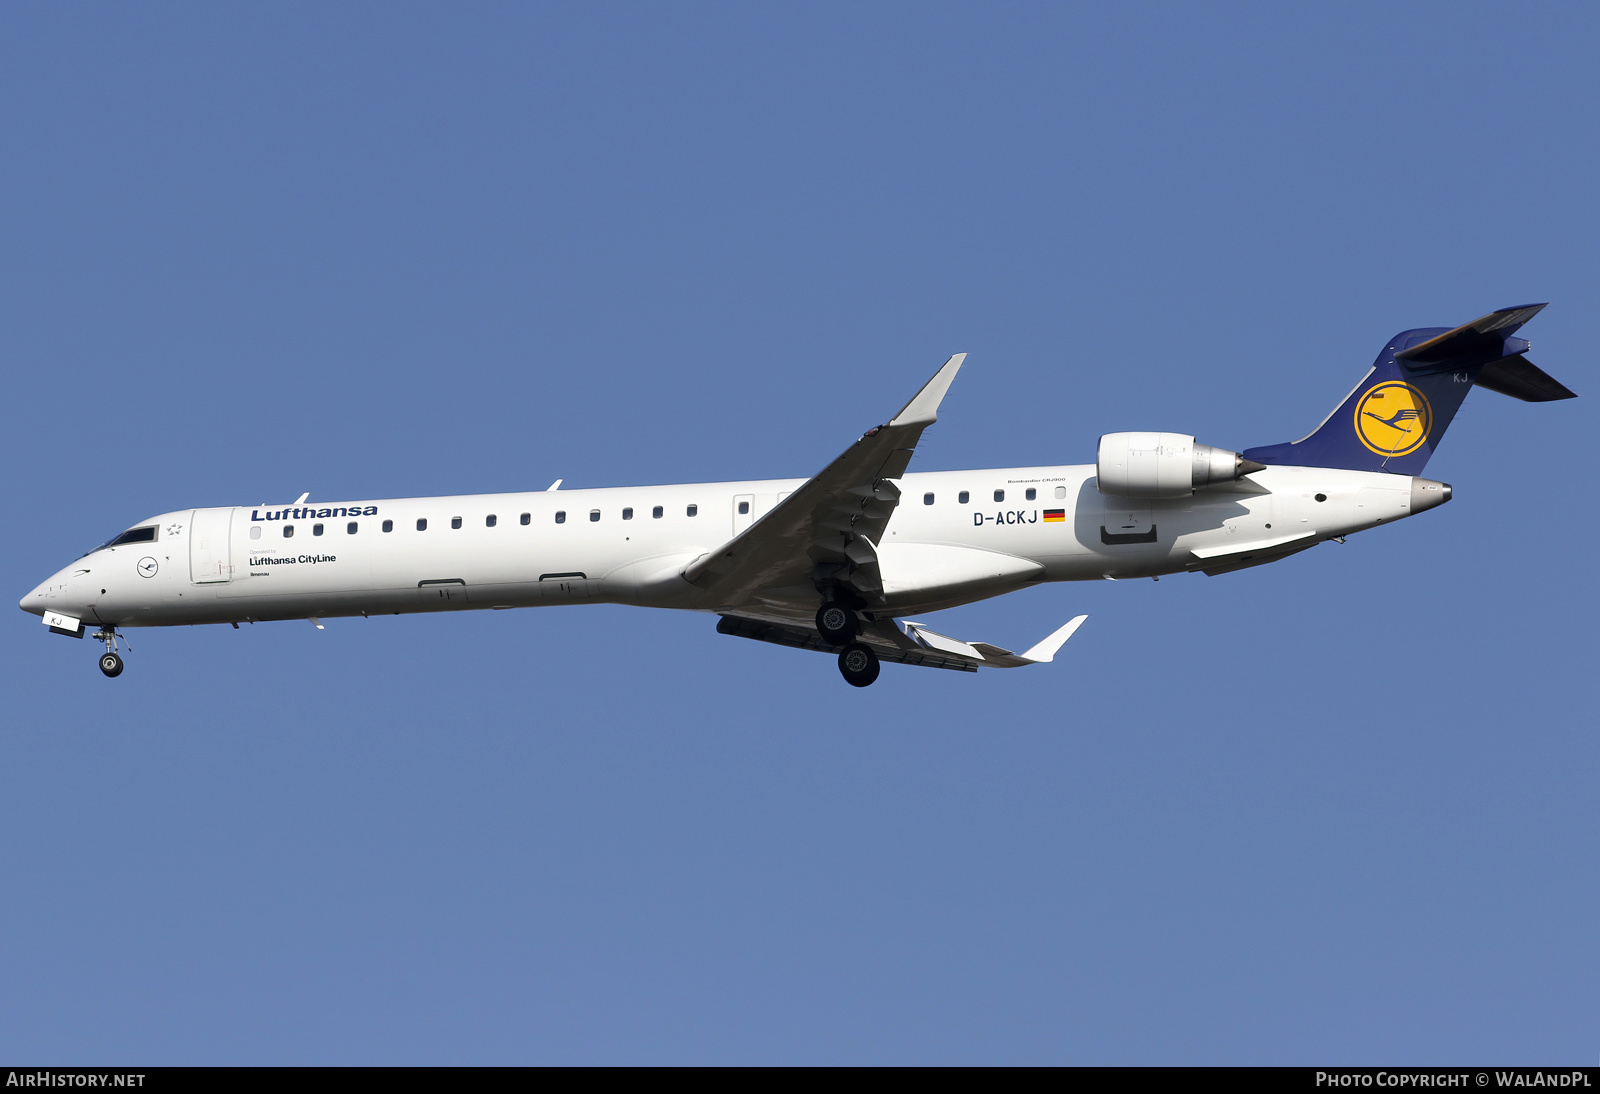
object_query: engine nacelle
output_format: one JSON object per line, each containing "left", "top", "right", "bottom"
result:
{"left": 1096, "top": 432, "right": 1264, "bottom": 498}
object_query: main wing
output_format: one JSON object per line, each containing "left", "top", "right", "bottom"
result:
{"left": 683, "top": 354, "right": 965, "bottom": 608}
{"left": 716, "top": 612, "right": 1089, "bottom": 672}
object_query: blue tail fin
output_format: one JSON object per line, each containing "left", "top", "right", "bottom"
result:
{"left": 1243, "top": 304, "right": 1570, "bottom": 475}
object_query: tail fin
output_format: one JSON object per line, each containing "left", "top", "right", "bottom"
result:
{"left": 1244, "top": 304, "right": 1574, "bottom": 475}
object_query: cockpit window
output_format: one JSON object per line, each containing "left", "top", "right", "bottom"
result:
{"left": 82, "top": 524, "right": 158, "bottom": 558}
{"left": 108, "top": 526, "right": 157, "bottom": 547}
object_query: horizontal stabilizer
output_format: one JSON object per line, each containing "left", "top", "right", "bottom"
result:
{"left": 1474, "top": 355, "right": 1577, "bottom": 402}
{"left": 1245, "top": 303, "right": 1568, "bottom": 477}
{"left": 1395, "top": 303, "right": 1546, "bottom": 365}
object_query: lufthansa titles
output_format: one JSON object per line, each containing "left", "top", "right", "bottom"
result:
{"left": 247, "top": 554, "right": 338, "bottom": 567}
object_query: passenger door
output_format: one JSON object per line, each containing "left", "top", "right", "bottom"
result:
{"left": 189, "top": 507, "right": 234, "bottom": 584}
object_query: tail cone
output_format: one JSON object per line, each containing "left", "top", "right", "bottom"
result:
{"left": 1410, "top": 478, "right": 1452, "bottom": 514}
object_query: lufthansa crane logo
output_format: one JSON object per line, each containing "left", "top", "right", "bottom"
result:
{"left": 1354, "top": 381, "right": 1433, "bottom": 457}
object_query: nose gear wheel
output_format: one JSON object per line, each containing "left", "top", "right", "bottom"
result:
{"left": 91, "top": 627, "right": 128, "bottom": 678}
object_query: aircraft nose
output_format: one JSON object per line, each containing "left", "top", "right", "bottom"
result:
{"left": 20, "top": 564, "right": 80, "bottom": 619}
{"left": 19, "top": 580, "right": 48, "bottom": 617}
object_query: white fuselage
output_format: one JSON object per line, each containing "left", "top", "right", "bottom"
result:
{"left": 22, "top": 463, "right": 1433, "bottom": 632}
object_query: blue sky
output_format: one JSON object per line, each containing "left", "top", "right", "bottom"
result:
{"left": 2, "top": 2, "right": 1596, "bottom": 1064}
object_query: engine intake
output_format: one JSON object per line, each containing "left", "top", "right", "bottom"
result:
{"left": 1096, "top": 432, "right": 1265, "bottom": 498}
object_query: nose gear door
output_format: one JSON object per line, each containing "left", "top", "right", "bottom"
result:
{"left": 189, "top": 507, "right": 235, "bottom": 584}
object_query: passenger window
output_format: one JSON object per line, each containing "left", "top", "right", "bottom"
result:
{"left": 958, "top": 491, "right": 970, "bottom": 504}
{"left": 555, "top": 511, "right": 566, "bottom": 524}
{"left": 1054, "top": 486, "right": 1067, "bottom": 500}
{"left": 347, "top": 522, "right": 358, "bottom": 534}
{"left": 417, "top": 518, "right": 427, "bottom": 531}
{"left": 520, "top": 513, "right": 530, "bottom": 525}
{"left": 284, "top": 525, "right": 295, "bottom": 538}
{"left": 313, "top": 523, "right": 324, "bottom": 537}
{"left": 923, "top": 493, "right": 934, "bottom": 505}
{"left": 451, "top": 517, "right": 462, "bottom": 529}
{"left": 687, "top": 504, "right": 698, "bottom": 517}
{"left": 486, "top": 514, "right": 497, "bottom": 527}
{"left": 994, "top": 489, "right": 1005, "bottom": 502}
{"left": 590, "top": 510, "right": 601, "bottom": 522}
{"left": 652, "top": 506, "right": 663, "bottom": 518}
{"left": 738, "top": 501, "right": 749, "bottom": 515}
{"left": 1025, "top": 488, "right": 1036, "bottom": 501}
{"left": 382, "top": 520, "right": 393, "bottom": 533}
{"left": 622, "top": 508, "right": 633, "bottom": 520}
{"left": 249, "top": 526, "right": 261, "bottom": 540}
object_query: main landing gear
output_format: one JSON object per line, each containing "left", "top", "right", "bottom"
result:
{"left": 816, "top": 603, "right": 860, "bottom": 645}
{"left": 92, "top": 627, "right": 126, "bottom": 678}
{"left": 837, "top": 642, "right": 880, "bottom": 688}
{"left": 817, "top": 602, "right": 879, "bottom": 686}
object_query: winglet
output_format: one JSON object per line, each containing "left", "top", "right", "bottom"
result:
{"left": 1019, "top": 615, "right": 1088, "bottom": 664}
{"left": 889, "top": 353, "right": 966, "bottom": 428}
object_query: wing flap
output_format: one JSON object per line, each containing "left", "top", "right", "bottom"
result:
{"left": 716, "top": 613, "right": 979, "bottom": 672}
{"left": 717, "top": 610, "right": 1089, "bottom": 672}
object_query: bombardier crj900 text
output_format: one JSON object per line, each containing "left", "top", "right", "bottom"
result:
{"left": 22, "top": 305, "right": 1576, "bottom": 685}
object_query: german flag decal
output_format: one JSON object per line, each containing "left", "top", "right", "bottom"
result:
{"left": 1042, "top": 509, "right": 1066, "bottom": 523}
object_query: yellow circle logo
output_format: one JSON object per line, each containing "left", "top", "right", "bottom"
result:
{"left": 1353, "top": 381, "right": 1433, "bottom": 457}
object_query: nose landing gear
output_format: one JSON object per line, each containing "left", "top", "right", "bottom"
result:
{"left": 91, "top": 627, "right": 127, "bottom": 678}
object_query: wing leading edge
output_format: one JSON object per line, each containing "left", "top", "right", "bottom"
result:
{"left": 683, "top": 354, "right": 966, "bottom": 608}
